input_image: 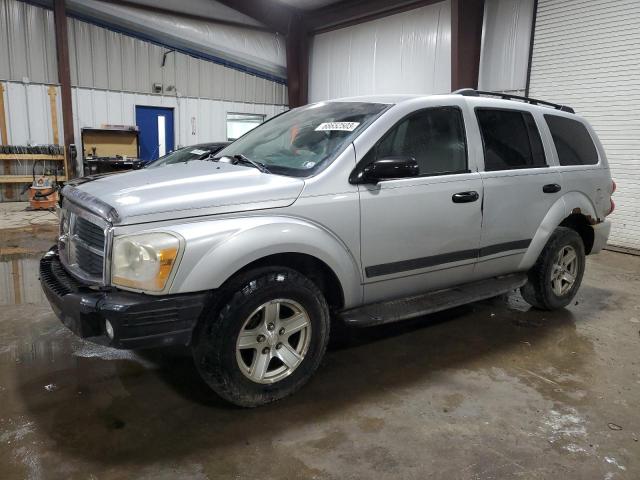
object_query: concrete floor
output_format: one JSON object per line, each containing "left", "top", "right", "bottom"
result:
{"left": 0, "top": 220, "right": 639, "bottom": 479}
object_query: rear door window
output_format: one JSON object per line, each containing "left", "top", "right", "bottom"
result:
{"left": 476, "top": 109, "right": 547, "bottom": 171}
{"left": 544, "top": 115, "right": 599, "bottom": 165}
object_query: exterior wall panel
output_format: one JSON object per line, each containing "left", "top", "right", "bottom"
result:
{"left": 308, "top": 1, "right": 451, "bottom": 102}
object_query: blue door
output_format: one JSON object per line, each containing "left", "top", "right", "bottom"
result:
{"left": 136, "top": 106, "right": 175, "bottom": 161}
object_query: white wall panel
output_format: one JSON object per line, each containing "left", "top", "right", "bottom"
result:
{"left": 478, "top": 0, "right": 535, "bottom": 94}
{"left": 529, "top": 0, "right": 640, "bottom": 251}
{"left": 309, "top": 1, "right": 451, "bottom": 102}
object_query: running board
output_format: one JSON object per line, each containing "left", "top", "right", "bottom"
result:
{"left": 340, "top": 273, "right": 528, "bottom": 327}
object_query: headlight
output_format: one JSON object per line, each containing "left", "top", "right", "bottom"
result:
{"left": 111, "top": 232, "right": 181, "bottom": 292}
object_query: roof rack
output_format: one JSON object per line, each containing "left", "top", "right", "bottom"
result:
{"left": 453, "top": 88, "right": 575, "bottom": 114}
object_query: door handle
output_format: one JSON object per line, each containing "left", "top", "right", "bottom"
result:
{"left": 452, "top": 191, "right": 479, "bottom": 203}
{"left": 543, "top": 183, "right": 562, "bottom": 193}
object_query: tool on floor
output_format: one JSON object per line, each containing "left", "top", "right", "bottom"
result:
{"left": 21, "top": 161, "right": 59, "bottom": 210}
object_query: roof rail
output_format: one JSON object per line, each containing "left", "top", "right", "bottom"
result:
{"left": 453, "top": 88, "right": 575, "bottom": 114}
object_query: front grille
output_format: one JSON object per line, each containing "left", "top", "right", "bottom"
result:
{"left": 59, "top": 205, "right": 108, "bottom": 283}
{"left": 75, "top": 216, "right": 105, "bottom": 250}
{"left": 75, "top": 242, "right": 104, "bottom": 276}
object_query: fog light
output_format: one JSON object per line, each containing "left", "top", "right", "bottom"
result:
{"left": 105, "top": 320, "right": 114, "bottom": 340}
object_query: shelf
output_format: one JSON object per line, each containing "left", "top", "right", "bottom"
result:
{"left": 0, "top": 175, "right": 67, "bottom": 184}
{"left": 0, "top": 154, "right": 65, "bottom": 161}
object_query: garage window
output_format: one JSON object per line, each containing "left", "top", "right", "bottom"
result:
{"left": 476, "top": 109, "right": 547, "bottom": 171}
{"left": 544, "top": 115, "right": 599, "bottom": 166}
{"left": 226, "top": 113, "right": 265, "bottom": 141}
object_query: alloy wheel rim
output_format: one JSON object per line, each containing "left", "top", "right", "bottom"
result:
{"left": 551, "top": 245, "right": 578, "bottom": 296}
{"left": 235, "top": 299, "right": 312, "bottom": 384}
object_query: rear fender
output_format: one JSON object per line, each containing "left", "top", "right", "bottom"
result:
{"left": 519, "top": 192, "right": 598, "bottom": 270}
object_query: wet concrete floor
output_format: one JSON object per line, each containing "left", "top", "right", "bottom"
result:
{"left": 0, "top": 242, "right": 638, "bottom": 479}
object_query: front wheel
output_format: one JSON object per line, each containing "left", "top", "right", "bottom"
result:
{"left": 521, "top": 227, "right": 586, "bottom": 310}
{"left": 192, "top": 267, "right": 330, "bottom": 407}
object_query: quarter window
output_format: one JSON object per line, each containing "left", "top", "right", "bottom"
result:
{"left": 476, "top": 109, "right": 547, "bottom": 171}
{"left": 544, "top": 115, "right": 598, "bottom": 165}
{"left": 367, "top": 107, "right": 468, "bottom": 176}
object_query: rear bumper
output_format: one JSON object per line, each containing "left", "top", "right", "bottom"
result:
{"left": 40, "top": 247, "right": 211, "bottom": 349}
{"left": 591, "top": 219, "right": 611, "bottom": 254}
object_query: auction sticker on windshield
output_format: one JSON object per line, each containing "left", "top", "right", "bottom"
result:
{"left": 315, "top": 122, "right": 360, "bottom": 132}
{"left": 190, "top": 149, "right": 208, "bottom": 155}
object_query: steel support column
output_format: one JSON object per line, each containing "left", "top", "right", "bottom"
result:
{"left": 451, "top": 0, "right": 485, "bottom": 91}
{"left": 53, "top": 0, "right": 77, "bottom": 178}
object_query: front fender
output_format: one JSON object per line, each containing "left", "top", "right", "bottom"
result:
{"left": 167, "top": 216, "right": 363, "bottom": 308}
{"left": 519, "top": 192, "right": 598, "bottom": 270}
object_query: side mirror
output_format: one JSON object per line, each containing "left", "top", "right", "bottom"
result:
{"left": 350, "top": 156, "right": 419, "bottom": 184}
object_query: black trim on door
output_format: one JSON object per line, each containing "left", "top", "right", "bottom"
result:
{"left": 365, "top": 239, "right": 532, "bottom": 278}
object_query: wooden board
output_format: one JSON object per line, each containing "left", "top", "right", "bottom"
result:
{"left": 82, "top": 130, "right": 138, "bottom": 158}
{"left": 0, "top": 175, "right": 67, "bottom": 184}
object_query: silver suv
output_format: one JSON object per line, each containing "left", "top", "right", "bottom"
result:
{"left": 40, "top": 90, "right": 614, "bottom": 407}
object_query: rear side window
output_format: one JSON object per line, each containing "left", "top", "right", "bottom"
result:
{"left": 476, "top": 109, "right": 547, "bottom": 171}
{"left": 544, "top": 115, "right": 599, "bottom": 165}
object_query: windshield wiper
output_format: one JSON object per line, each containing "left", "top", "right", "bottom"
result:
{"left": 231, "top": 154, "right": 270, "bottom": 174}
{"left": 212, "top": 154, "right": 270, "bottom": 174}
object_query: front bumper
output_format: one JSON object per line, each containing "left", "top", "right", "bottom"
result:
{"left": 40, "top": 247, "right": 211, "bottom": 349}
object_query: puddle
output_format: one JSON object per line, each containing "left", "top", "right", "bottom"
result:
{"left": 0, "top": 255, "right": 48, "bottom": 306}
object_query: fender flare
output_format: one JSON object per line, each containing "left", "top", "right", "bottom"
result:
{"left": 170, "top": 216, "right": 363, "bottom": 308}
{"left": 519, "top": 191, "right": 598, "bottom": 270}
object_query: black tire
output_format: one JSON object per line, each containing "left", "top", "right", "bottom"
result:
{"left": 521, "top": 227, "right": 586, "bottom": 310}
{"left": 192, "top": 267, "right": 330, "bottom": 407}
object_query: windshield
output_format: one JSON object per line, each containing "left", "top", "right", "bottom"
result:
{"left": 147, "top": 144, "right": 226, "bottom": 168}
{"left": 216, "top": 102, "right": 389, "bottom": 177}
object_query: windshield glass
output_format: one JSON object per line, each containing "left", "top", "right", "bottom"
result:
{"left": 147, "top": 145, "right": 224, "bottom": 168}
{"left": 216, "top": 102, "right": 389, "bottom": 177}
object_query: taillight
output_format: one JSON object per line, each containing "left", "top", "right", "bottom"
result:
{"left": 611, "top": 179, "right": 617, "bottom": 194}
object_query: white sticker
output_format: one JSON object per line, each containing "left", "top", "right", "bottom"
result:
{"left": 190, "top": 149, "right": 207, "bottom": 155}
{"left": 315, "top": 122, "right": 360, "bottom": 132}
{"left": 303, "top": 161, "right": 316, "bottom": 168}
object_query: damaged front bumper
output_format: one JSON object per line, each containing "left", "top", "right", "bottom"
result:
{"left": 39, "top": 247, "right": 211, "bottom": 349}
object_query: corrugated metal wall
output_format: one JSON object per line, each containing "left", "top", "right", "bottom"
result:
{"left": 0, "top": 0, "right": 287, "bottom": 104}
{"left": 0, "top": 80, "right": 287, "bottom": 200}
{"left": 478, "top": 0, "right": 534, "bottom": 94}
{"left": 528, "top": 0, "right": 640, "bottom": 252}
{"left": 308, "top": 1, "right": 451, "bottom": 102}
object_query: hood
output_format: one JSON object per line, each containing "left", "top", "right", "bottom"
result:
{"left": 67, "top": 161, "right": 305, "bottom": 225}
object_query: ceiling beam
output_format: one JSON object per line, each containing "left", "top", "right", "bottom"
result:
{"left": 306, "top": 0, "right": 440, "bottom": 33}
{"left": 215, "top": 0, "right": 299, "bottom": 34}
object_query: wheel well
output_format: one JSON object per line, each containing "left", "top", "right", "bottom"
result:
{"left": 236, "top": 253, "right": 345, "bottom": 311}
{"left": 560, "top": 213, "right": 595, "bottom": 254}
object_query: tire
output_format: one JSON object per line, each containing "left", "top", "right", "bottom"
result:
{"left": 521, "top": 227, "right": 586, "bottom": 310}
{"left": 192, "top": 267, "right": 330, "bottom": 407}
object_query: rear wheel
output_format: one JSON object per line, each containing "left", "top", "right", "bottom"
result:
{"left": 521, "top": 227, "right": 586, "bottom": 310}
{"left": 192, "top": 267, "right": 330, "bottom": 407}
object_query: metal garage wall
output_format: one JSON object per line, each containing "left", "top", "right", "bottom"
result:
{"left": 308, "top": 1, "right": 451, "bottom": 102}
{"left": 70, "top": 87, "right": 288, "bottom": 151}
{"left": 0, "top": 0, "right": 58, "bottom": 84}
{"left": 0, "top": 0, "right": 288, "bottom": 104}
{"left": 478, "top": 0, "right": 534, "bottom": 94}
{"left": 528, "top": 0, "right": 640, "bottom": 252}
